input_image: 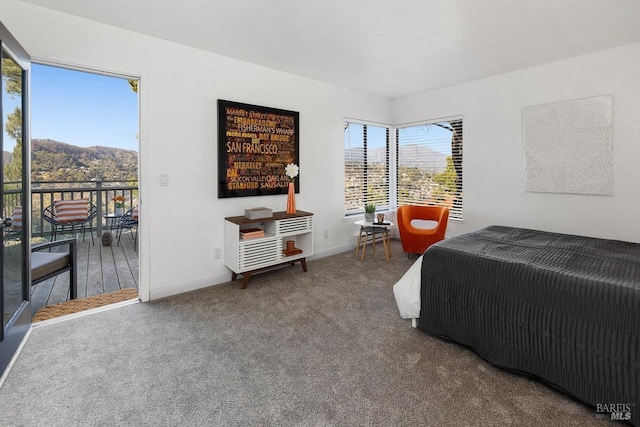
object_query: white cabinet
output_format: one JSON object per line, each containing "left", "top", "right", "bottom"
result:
{"left": 224, "top": 211, "right": 313, "bottom": 288}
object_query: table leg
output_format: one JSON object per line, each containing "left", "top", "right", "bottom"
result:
{"left": 241, "top": 273, "right": 251, "bottom": 289}
{"left": 387, "top": 231, "right": 393, "bottom": 259}
{"left": 383, "top": 232, "right": 390, "bottom": 262}
{"left": 361, "top": 233, "right": 367, "bottom": 260}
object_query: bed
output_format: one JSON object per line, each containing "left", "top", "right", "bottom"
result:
{"left": 393, "top": 225, "right": 639, "bottom": 422}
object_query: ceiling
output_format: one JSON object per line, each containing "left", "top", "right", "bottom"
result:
{"left": 19, "top": 0, "right": 640, "bottom": 99}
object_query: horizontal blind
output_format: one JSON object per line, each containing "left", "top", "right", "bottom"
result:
{"left": 396, "top": 119, "right": 463, "bottom": 220}
{"left": 344, "top": 122, "right": 390, "bottom": 215}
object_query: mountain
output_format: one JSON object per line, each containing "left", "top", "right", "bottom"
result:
{"left": 30, "top": 139, "right": 138, "bottom": 182}
{"left": 3, "top": 151, "right": 12, "bottom": 167}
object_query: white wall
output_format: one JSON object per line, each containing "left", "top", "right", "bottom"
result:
{"left": 3, "top": 1, "right": 392, "bottom": 300}
{"left": 5, "top": 1, "right": 639, "bottom": 303}
{"left": 393, "top": 43, "right": 640, "bottom": 243}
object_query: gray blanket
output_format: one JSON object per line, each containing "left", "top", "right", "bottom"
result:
{"left": 418, "top": 225, "right": 639, "bottom": 422}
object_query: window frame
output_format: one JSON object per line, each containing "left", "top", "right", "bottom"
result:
{"left": 395, "top": 117, "right": 463, "bottom": 221}
{"left": 344, "top": 116, "right": 463, "bottom": 221}
{"left": 343, "top": 120, "right": 392, "bottom": 216}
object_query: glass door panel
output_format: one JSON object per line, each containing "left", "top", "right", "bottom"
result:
{"left": 0, "top": 20, "right": 30, "bottom": 376}
{"left": 2, "top": 48, "right": 25, "bottom": 332}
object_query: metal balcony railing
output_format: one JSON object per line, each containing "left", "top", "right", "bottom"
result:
{"left": 3, "top": 180, "right": 139, "bottom": 239}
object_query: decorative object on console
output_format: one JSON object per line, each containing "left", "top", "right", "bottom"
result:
{"left": 239, "top": 228, "right": 265, "bottom": 239}
{"left": 286, "top": 184, "right": 296, "bottom": 214}
{"left": 244, "top": 207, "right": 272, "bottom": 220}
{"left": 285, "top": 163, "right": 299, "bottom": 214}
{"left": 283, "top": 238, "right": 302, "bottom": 257}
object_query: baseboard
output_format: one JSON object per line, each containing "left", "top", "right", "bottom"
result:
{"left": 150, "top": 242, "right": 379, "bottom": 300}
{"left": 310, "top": 243, "right": 353, "bottom": 260}
{"left": 149, "top": 271, "right": 231, "bottom": 300}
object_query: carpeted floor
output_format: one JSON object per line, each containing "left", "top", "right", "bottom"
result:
{"left": 32, "top": 288, "right": 139, "bottom": 322}
{"left": 0, "top": 242, "right": 611, "bottom": 426}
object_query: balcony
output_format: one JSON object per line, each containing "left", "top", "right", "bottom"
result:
{"left": 4, "top": 180, "right": 139, "bottom": 317}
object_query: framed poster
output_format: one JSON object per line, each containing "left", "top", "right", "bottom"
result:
{"left": 218, "top": 100, "right": 299, "bottom": 198}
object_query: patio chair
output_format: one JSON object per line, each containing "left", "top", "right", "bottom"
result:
{"left": 31, "top": 238, "right": 77, "bottom": 300}
{"left": 116, "top": 206, "right": 138, "bottom": 249}
{"left": 3, "top": 206, "right": 23, "bottom": 242}
{"left": 43, "top": 200, "right": 98, "bottom": 245}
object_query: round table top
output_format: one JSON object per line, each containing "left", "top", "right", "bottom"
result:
{"left": 354, "top": 219, "right": 394, "bottom": 227}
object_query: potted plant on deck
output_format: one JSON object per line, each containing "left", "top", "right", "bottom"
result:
{"left": 112, "top": 195, "right": 126, "bottom": 216}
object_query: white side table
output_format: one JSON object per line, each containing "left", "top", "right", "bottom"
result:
{"left": 354, "top": 219, "right": 394, "bottom": 262}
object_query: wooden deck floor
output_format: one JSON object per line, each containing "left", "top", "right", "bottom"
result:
{"left": 30, "top": 230, "right": 139, "bottom": 315}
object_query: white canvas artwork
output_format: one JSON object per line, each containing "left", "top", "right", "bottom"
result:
{"left": 523, "top": 95, "right": 612, "bottom": 195}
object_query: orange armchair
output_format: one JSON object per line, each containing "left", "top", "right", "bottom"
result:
{"left": 397, "top": 205, "right": 449, "bottom": 255}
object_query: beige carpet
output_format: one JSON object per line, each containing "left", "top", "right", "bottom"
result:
{"left": 1, "top": 242, "right": 611, "bottom": 426}
{"left": 32, "top": 288, "right": 138, "bottom": 322}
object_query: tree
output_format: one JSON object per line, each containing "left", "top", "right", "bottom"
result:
{"left": 4, "top": 107, "right": 23, "bottom": 182}
{"left": 434, "top": 120, "right": 463, "bottom": 211}
{"left": 2, "top": 57, "right": 22, "bottom": 97}
{"left": 432, "top": 156, "right": 457, "bottom": 193}
{"left": 2, "top": 57, "right": 24, "bottom": 183}
{"left": 128, "top": 79, "right": 138, "bottom": 93}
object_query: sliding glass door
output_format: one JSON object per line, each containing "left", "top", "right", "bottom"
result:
{"left": 0, "top": 21, "right": 30, "bottom": 377}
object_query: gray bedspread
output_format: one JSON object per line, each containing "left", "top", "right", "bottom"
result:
{"left": 418, "top": 225, "right": 639, "bottom": 422}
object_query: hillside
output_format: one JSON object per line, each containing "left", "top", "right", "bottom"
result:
{"left": 3, "top": 151, "right": 12, "bottom": 167}
{"left": 345, "top": 144, "right": 448, "bottom": 173}
{"left": 31, "top": 139, "right": 138, "bottom": 182}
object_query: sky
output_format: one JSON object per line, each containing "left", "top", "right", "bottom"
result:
{"left": 4, "top": 63, "right": 139, "bottom": 152}
{"left": 344, "top": 121, "right": 453, "bottom": 154}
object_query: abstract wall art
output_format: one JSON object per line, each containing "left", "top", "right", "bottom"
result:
{"left": 522, "top": 95, "right": 612, "bottom": 195}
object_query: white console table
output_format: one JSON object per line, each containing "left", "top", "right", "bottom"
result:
{"left": 224, "top": 210, "right": 314, "bottom": 289}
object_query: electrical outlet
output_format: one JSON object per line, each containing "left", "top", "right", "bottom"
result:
{"left": 323, "top": 229, "right": 329, "bottom": 239}
{"left": 214, "top": 248, "right": 221, "bottom": 259}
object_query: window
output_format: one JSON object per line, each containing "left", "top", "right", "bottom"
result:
{"left": 396, "top": 119, "right": 463, "bottom": 220}
{"left": 344, "top": 122, "right": 390, "bottom": 215}
{"left": 344, "top": 118, "right": 463, "bottom": 220}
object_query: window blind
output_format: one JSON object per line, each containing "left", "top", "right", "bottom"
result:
{"left": 344, "top": 122, "right": 390, "bottom": 215}
{"left": 396, "top": 119, "right": 463, "bottom": 220}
